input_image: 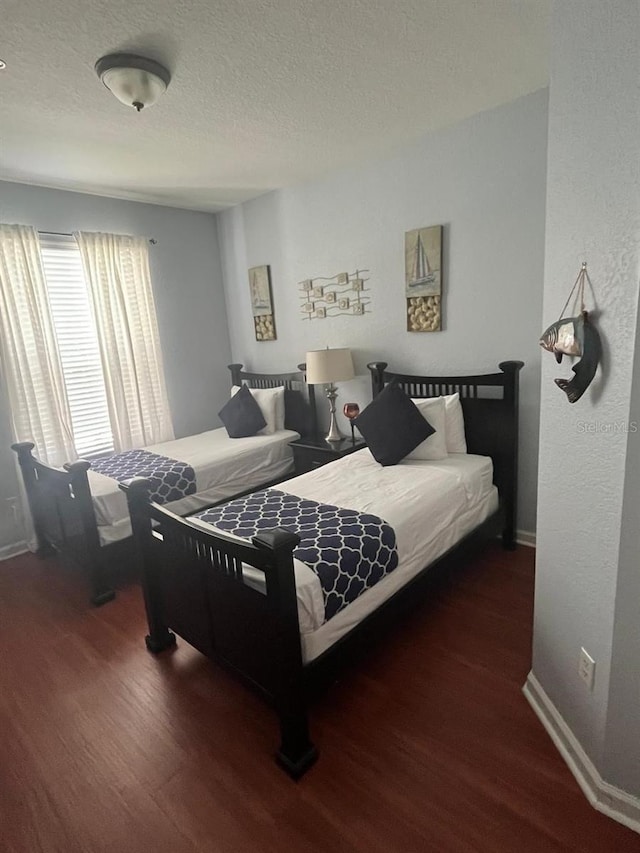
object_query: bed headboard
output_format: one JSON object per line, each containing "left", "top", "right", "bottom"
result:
{"left": 367, "top": 360, "right": 524, "bottom": 548}
{"left": 228, "top": 363, "right": 317, "bottom": 438}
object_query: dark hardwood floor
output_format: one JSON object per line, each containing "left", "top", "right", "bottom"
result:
{"left": 1, "top": 544, "right": 638, "bottom": 853}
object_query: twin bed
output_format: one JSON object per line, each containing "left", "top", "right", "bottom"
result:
{"left": 121, "top": 360, "right": 523, "bottom": 777}
{"left": 12, "top": 364, "right": 315, "bottom": 605}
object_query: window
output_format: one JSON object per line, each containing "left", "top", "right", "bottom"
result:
{"left": 39, "top": 235, "right": 114, "bottom": 458}
{"left": 1, "top": 224, "right": 173, "bottom": 465}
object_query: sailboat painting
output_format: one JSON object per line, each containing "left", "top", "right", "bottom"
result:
{"left": 405, "top": 225, "right": 442, "bottom": 297}
{"left": 248, "top": 265, "right": 277, "bottom": 341}
{"left": 249, "top": 265, "right": 272, "bottom": 314}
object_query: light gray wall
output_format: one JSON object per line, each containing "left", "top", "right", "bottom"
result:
{"left": 0, "top": 182, "right": 231, "bottom": 555}
{"left": 532, "top": 0, "right": 640, "bottom": 791}
{"left": 218, "top": 89, "right": 548, "bottom": 535}
{"left": 604, "top": 290, "right": 640, "bottom": 794}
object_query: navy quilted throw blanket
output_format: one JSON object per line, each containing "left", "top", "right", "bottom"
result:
{"left": 195, "top": 488, "right": 399, "bottom": 622}
{"left": 91, "top": 449, "right": 197, "bottom": 505}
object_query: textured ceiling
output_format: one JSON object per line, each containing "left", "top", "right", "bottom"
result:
{"left": 0, "top": 0, "right": 550, "bottom": 212}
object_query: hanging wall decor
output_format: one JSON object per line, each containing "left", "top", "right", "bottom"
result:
{"left": 539, "top": 262, "right": 602, "bottom": 403}
{"left": 299, "top": 269, "right": 371, "bottom": 320}
{"left": 405, "top": 224, "right": 442, "bottom": 332}
{"left": 248, "top": 265, "right": 276, "bottom": 341}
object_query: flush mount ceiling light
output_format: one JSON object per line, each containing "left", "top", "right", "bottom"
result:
{"left": 0, "top": 59, "right": 6, "bottom": 70}
{"left": 95, "top": 53, "right": 170, "bottom": 112}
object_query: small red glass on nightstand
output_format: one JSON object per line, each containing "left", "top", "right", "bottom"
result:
{"left": 343, "top": 402, "right": 360, "bottom": 443}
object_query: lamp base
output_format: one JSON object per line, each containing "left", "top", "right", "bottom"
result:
{"left": 325, "top": 384, "right": 344, "bottom": 443}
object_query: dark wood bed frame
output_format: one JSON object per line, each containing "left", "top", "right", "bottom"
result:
{"left": 122, "top": 360, "right": 523, "bottom": 778}
{"left": 12, "top": 364, "right": 315, "bottom": 607}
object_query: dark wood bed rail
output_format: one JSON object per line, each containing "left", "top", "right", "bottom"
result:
{"left": 367, "top": 360, "right": 524, "bottom": 548}
{"left": 124, "top": 476, "right": 318, "bottom": 777}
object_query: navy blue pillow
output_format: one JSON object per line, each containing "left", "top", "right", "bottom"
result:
{"left": 354, "top": 382, "right": 434, "bottom": 466}
{"left": 218, "top": 385, "right": 267, "bottom": 438}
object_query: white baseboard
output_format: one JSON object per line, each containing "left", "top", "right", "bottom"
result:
{"left": 517, "top": 529, "right": 536, "bottom": 548}
{"left": 0, "top": 541, "right": 29, "bottom": 562}
{"left": 523, "top": 672, "right": 640, "bottom": 835}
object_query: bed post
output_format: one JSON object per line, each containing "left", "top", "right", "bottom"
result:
{"left": 228, "top": 363, "right": 244, "bottom": 387}
{"left": 253, "top": 528, "right": 318, "bottom": 778}
{"left": 11, "top": 442, "right": 55, "bottom": 556}
{"left": 65, "top": 460, "right": 115, "bottom": 606}
{"left": 367, "top": 361, "right": 388, "bottom": 398}
{"left": 298, "top": 362, "right": 318, "bottom": 438}
{"left": 124, "top": 477, "right": 177, "bottom": 653}
{"left": 498, "top": 360, "right": 524, "bottom": 551}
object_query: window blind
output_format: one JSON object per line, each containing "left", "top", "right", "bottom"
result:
{"left": 39, "top": 234, "right": 114, "bottom": 458}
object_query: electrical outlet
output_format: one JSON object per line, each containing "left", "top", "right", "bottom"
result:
{"left": 6, "top": 497, "right": 21, "bottom": 527}
{"left": 578, "top": 647, "right": 596, "bottom": 691}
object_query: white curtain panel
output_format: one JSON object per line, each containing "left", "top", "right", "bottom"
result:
{"left": 0, "top": 224, "right": 77, "bottom": 466}
{"left": 75, "top": 231, "right": 174, "bottom": 450}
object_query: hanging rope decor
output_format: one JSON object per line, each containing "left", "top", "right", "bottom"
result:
{"left": 539, "top": 262, "right": 602, "bottom": 403}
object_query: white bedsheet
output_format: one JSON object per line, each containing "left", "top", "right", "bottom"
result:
{"left": 89, "top": 428, "right": 299, "bottom": 545}
{"left": 193, "top": 449, "right": 498, "bottom": 662}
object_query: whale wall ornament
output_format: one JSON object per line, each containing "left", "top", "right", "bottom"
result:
{"left": 539, "top": 262, "right": 602, "bottom": 403}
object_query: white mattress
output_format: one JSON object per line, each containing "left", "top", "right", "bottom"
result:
{"left": 192, "top": 449, "right": 498, "bottom": 663}
{"left": 89, "top": 428, "right": 299, "bottom": 546}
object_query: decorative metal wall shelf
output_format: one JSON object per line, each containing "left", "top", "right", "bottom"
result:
{"left": 299, "top": 269, "right": 371, "bottom": 320}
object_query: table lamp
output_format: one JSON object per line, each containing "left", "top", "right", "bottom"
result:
{"left": 305, "top": 347, "right": 355, "bottom": 442}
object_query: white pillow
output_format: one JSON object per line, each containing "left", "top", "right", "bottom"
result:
{"left": 406, "top": 396, "right": 448, "bottom": 461}
{"left": 231, "top": 385, "right": 284, "bottom": 434}
{"left": 275, "top": 388, "right": 285, "bottom": 431}
{"left": 443, "top": 392, "right": 467, "bottom": 454}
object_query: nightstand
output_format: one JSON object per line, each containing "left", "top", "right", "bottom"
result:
{"left": 289, "top": 436, "right": 367, "bottom": 475}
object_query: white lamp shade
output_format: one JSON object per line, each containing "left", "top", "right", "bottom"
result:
{"left": 101, "top": 66, "right": 167, "bottom": 109}
{"left": 95, "top": 54, "right": 171, "bottom": 111}
{"left": 306, "top": 348, "right": 354, "bottom": 384}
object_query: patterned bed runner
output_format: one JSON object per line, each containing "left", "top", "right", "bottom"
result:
{"left": 194, "top": 488, "right": 399, "bottom": 622}
{"left": 91, "top": 449, "right": 197, "bottom": 504}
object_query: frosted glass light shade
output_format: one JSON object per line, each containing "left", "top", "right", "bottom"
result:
{"left": 306, "top": 348, "right": 354, "bottom": 384}
{"left": 95, "top": 54, "right": 170, "bottom": 111}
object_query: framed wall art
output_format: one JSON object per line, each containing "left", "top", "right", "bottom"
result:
{"left": 248, "top": 264, "right": 276, "bottom": 341}
{"left": 405, "top": 225, "right": 442, "bottom": 332}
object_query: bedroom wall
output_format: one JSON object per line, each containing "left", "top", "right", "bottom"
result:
{"left": 532, "top": 0, "right": 640, "bottom": 802}
{"left": 604, "top": 293, "right": 640, "bottom": 796}
{"left": 217, "top": 89, "right": 548, "bottom": 537}
{"left": 0, "top": 182, "right": 230, "bottom": 556}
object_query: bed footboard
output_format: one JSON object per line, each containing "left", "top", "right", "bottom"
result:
{"left": 12, "top": 442, "right": 115, "bottom": 605}
{"left": 124, "top": 477, "right": 318, "bottom": 778}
